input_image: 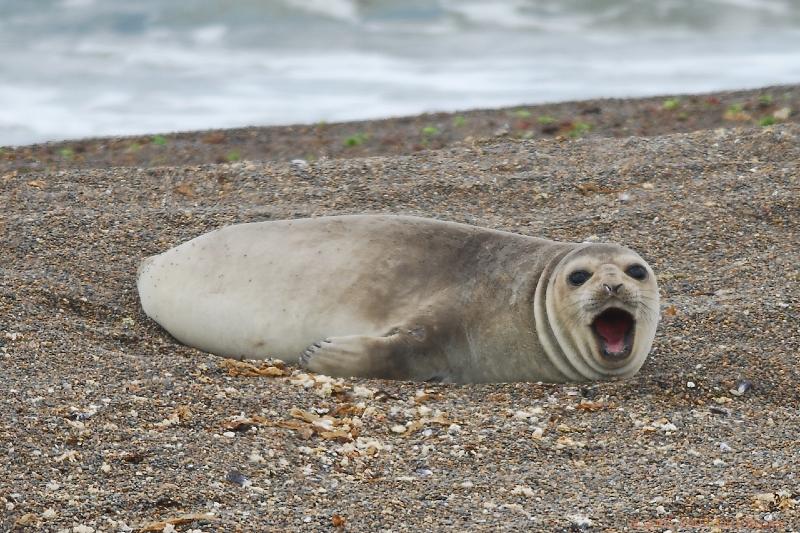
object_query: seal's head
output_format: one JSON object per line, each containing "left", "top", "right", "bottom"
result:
{"left": 536, "top": 243, "right": 660, "bottom": 381}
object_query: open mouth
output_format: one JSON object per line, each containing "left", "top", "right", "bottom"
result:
{"left": 591, "top": 308, "right": 635, "bottom": 360}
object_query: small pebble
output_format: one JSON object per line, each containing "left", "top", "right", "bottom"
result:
{"left": 774, "top": 107, "right": 791, "bottom": 120}
{"left": 512, "top": 485, "right": 535, "bottom": 498}
{"left": 730, "top": 379, "right": 753, "bottom": 396}
{"left": 225, "top": 469, "right": 249, "bottom": 487}
{"left": 567, "top": 514, "right": 593, "bottom": 529}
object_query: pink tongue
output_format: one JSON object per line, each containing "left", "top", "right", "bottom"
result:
{"left": 596, "top": 320, "right": 628, "bottom": 354}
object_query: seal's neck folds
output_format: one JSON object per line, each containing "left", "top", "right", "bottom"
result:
{"left": 533, "top": 246, "right": 586, "bottom": 382}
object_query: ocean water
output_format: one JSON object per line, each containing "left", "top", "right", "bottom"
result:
{"left": 1, "top": 0, "right": 800, "bottom": 146}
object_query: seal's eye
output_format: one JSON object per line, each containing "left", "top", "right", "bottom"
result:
{"left": 625, "top": 264, "right": 647, "bottom": 281}
{"left": 568, "top": 270, "right": 592, "bottom": 286}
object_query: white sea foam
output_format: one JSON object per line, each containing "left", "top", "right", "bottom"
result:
{"left": 282, "top": 0, "right": 359, "bottom": 23}
{"left": 192, "top": 25, "right": 228, "bottom": 45}
{"left": 60, "top": 0, "right": 96, "bottom": 8}
{"left": 1, "top": 0, "right": 799, "bottom": 145}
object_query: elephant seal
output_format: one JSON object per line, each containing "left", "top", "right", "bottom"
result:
{"left": 137, "top": 215, "right": 660, "bottom": 383}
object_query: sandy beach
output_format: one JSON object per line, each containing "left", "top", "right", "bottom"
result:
{"left": 1, "top": 85, "right": 798, "bottom": 531}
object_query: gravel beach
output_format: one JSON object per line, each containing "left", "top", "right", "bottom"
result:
{"left": 1, "top": 86, "right": 799, "bottom": 531}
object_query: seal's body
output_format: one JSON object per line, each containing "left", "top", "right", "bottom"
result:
{"left": 137, "top": 215, "right": 659, "bottom": 383}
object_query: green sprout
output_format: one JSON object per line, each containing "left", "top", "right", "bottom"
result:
{"left": 344, "top": 132, "right": 368, "bottom": 147}
{"left": 128, "top": 142, "right": 142, "bottom": 153}
{"left": 421, "top": 125, "right": 440, "bottom": 137}
{"left": 758, "top": 94, "right": 773, "bottom": 107}
{"left": 511, "top": 109, "right": 532, "bottom": 118}
{"left": 225, "top": 149, "right": 241, "bottom": 162}
{"left": 452, "top": 115, "right": 467, "bottom": 128}
{"left": 59, "top": 147, "right": 75, "bottom": 159}
{"left": 537, "top": 115, "right": 556, "bottom": 125}
{"left": 759, "top": 116, "right": 776, "bottom": 127}
{"left": 727, "top": 103, "right": 744, "bottom": 114}
{"left": 568, "top": 121, "right": 591, "bottom": 138}
{"left": 152, "top": 135, "right": 168, "bottom": 146}
{"left": 662, "top": 98, "right": 680, "bottom": 111}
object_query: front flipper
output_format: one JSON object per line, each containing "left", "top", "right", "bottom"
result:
{"left": 299, "top": 326, "right": 449, "bottom": 381}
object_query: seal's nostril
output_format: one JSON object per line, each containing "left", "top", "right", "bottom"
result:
{"left": 603, "top": 283, "right": 623, "bottom": 294}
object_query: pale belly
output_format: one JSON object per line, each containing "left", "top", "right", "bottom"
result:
{"left": 137, "top": 218, "right": 438, "bottom": 360}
